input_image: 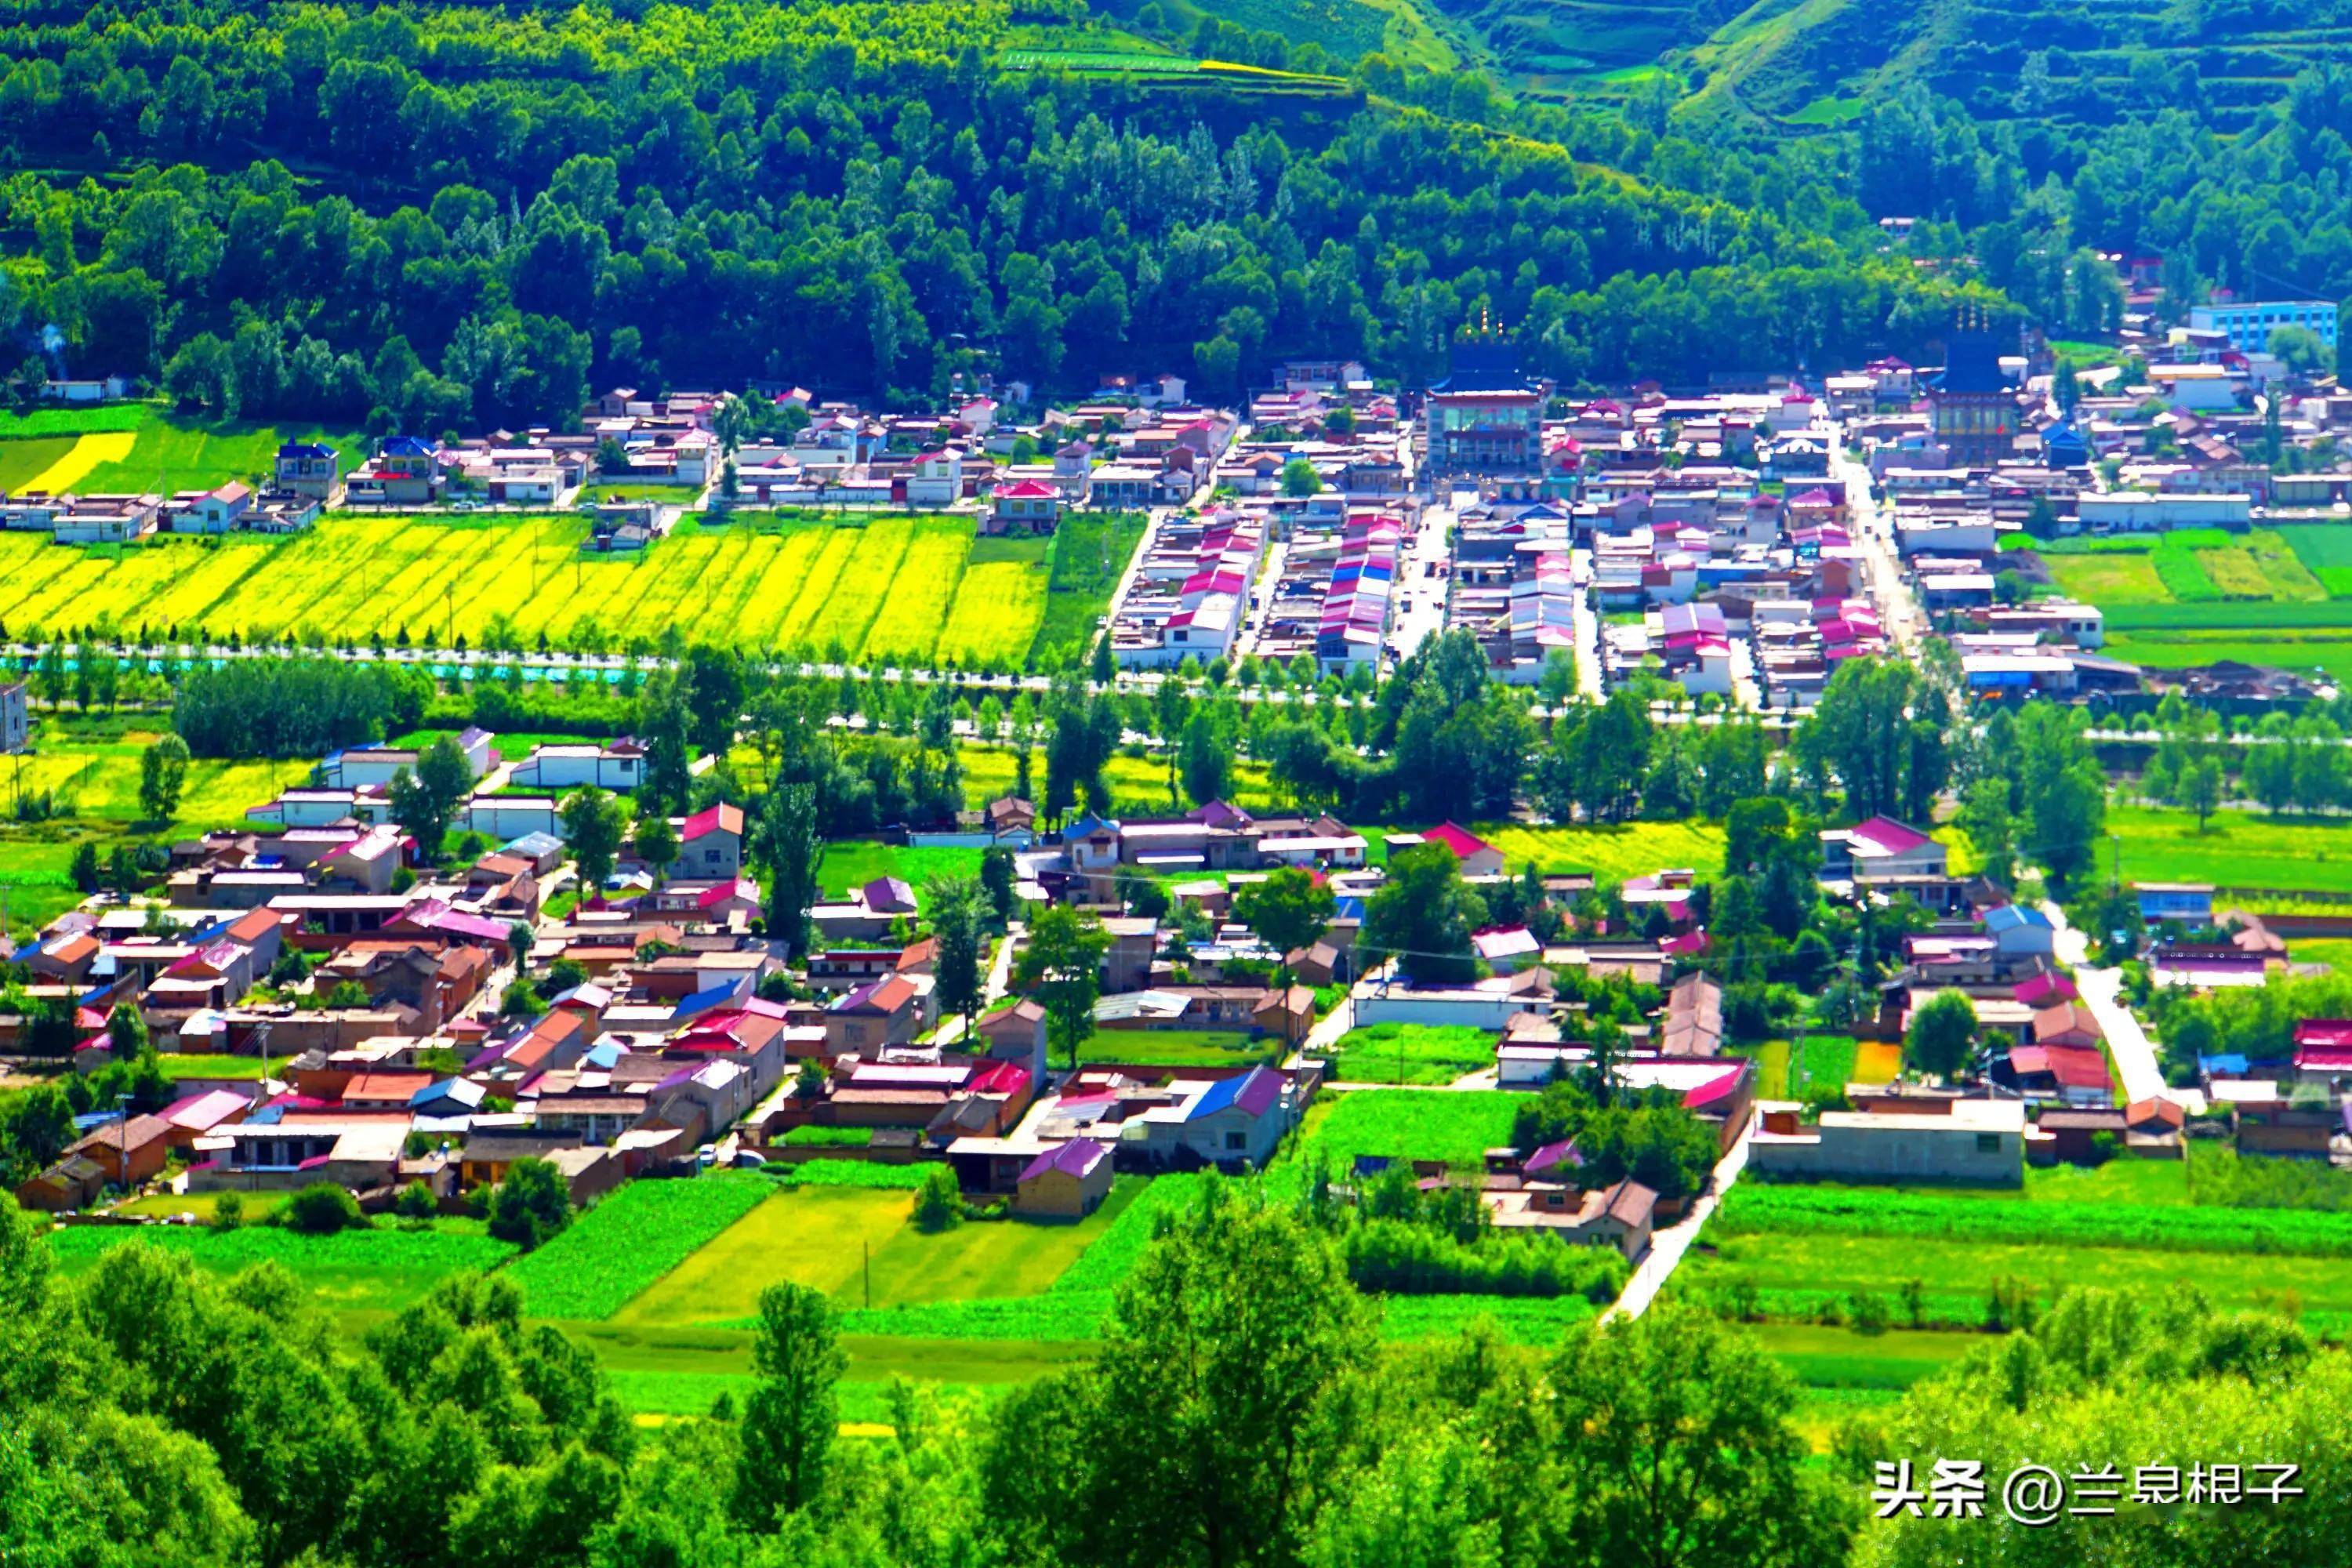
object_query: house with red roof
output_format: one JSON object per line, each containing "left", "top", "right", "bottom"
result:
{"left": 2003, "top": 1044, "right": 2111, "bottom": 1107}
{"left": 1414, "top": 822, "right": 1504, "bottom": 878}
{"left": 681, "top": 803, "right": 745, "bottom": 878}
{"left": 2293, "top": 1019, "right": 2352, "bottom": 1083}
{"left": 1014, "top": 1137, "right": 1112, "bottom": 1217}
{"left": 985, "top": 478, "right": 1062, "bottom": 535}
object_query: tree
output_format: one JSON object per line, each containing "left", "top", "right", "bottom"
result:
{"left": 506, "top": 920, "right": 535, "bottom": 973}
{"left": 986, "top": 1191, "right": 1374, "bottom": 1568}
{"left": 927, "top": 873, "right": 988, "bottom": 1041}
{"left": 136, "top": 733, "right": 190, "bottom": 821}
{"left": 633, "top": 810, "right": 678, "bottom": 880}
{"left": 1280, "top": 456, "right": 1323, "bottom": 496}
{"left": 284, "top": 1181, "right": 366, "bottom": 1235}
{"left": 755, "top": 783, "right": 822, "bottom": 956}
{"left": 2182, "top": 754, "right": 2224, "bottom": 832}
{"left": 559, "top": 788, "right": 627, "bottom": 892}
{"left": 979, "top": 846, "right": 1018, "bottom": 927}
{"left": 1179, "top": 706, "right": 1233, "bottom": 806}
{"left": 913, "top": 1165, "right": 964, "bottom": 1231}
{"left": 105, "top": 1003, "right": 146, "bottom": 1062}
{"left": 1362, "top": 843, "right": 1486, "bottom": 985}
{"left": 1232, "top": 866, "right": 1335, "bottom": 988}
{"left": 70, "top": 840, "right": 101, "bottom": 895}
{"left": 1018, "top": 903, "right": 1110, "bottom": 1070}
{"left": 731, "top": 1283, "right": 846, "bottom": 1529}
{"left": 1547, "top": 1307, "right": 1853, "bottom": 1568}
{"left": 1904, "top": 988, "right": 1978, "bottom": 1080}
{"left": 486, "top": 1156, "right": 572, "bottom": 1248}
{"left": 387, "top": 737, "right": 473, "bottom": 858}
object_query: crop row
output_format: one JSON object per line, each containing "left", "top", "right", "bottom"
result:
{"left": 504, "top": 1171, "right": 773, "bottom": 1320}
{"left": 1719, "top": 1184, "right": 2352, "bottom": 1257}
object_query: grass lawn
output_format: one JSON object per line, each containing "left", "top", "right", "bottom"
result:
{"left": 2103, "top": 804, "right": 2352, "bottom": 896}
{"left": 394, "top": 728, "right": 606, "bottom": 763}
{"left": 1323, "top": 1022, "right": 1494, "bottom": 1085}
{"left": 154, "top": 1054, "right": 271, "bottom": 1080}
{"left": 815, "top": 841, "right": 988, "bottom": 906}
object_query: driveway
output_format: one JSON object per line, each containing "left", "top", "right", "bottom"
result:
{"left": 1601, "top": 1108, "right": 1756, "bottom": 1323}
{"left": 2044, "top": 902, "right": 2170, "bottom": 1106}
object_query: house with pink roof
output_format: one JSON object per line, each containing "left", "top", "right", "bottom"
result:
{"left": 1818, "top": 816, "right": 1947, "bottom": 882}
{"left": 1014, "top": 1137, "right": 1112, "bottom": 1217}
{"left": 681, "top": 803, "right": 745, "bottom": 877}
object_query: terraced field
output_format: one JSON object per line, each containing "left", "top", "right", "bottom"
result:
{"left": 0, "top": 511, "right": 1143, "bottom": 670}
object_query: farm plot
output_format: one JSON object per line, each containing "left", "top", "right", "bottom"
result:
{"left": 2098, "top": 804, "right": 2352, "bottom": 898}
{"left": 506, "top": 1171, "right": 773, "bottom": 1320}
{"left": 2044, "top": 526, "right": 2352, "bottom": 677}
{"left": 1323, "top": 1022, "right": 1495, "bottom": 1085}
{"left": 1476, "top": 820, "right": 1729, "bottom": 880}
{"left": 0, "top": 510, "right": 1143, "bottom": 668}
{"left": 1674, "top": 1179, "right": 2352, "bottom": 1332}
{"left": 1283, "top": 1089, "right": 1522, "bottom": 1187}
{"left": 612, "top": 1175, "right": 1145, "bottom": 1328}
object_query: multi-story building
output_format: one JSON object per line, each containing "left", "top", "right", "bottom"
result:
{"left": 2188, "top": 299, "right": 2339, "bottom": 355}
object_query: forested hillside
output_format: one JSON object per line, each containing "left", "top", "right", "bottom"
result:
{"left": 0, "top": 0, "right": 1992, "bottom": 426}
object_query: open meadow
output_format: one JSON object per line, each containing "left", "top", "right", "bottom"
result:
{"left": 0, "top": 509, "right": 1144, "bottom": 670}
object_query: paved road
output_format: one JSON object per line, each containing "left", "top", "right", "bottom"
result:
{"left": 1570, "top": 546, "right": 1605, "bottom": 699}
{"left": 1834, "top": 438, "right": 1925, "bottom": 655}
{"left": 1602, "top": 1107, "right": 1756, "bottom": 1324}
{"left": 2045, "top": 901, "right": 2169, "bottom": 1106}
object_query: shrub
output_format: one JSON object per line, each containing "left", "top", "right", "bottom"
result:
{"left": 781, "top": 1124, "right": 871, "bottom": 1149}
{"left": 209, "top": 1191, "right": 244, "bottom": 1233}
{"left": 912, "top": 1166, "right": 964, "bottom": 1232}
{"left": 281, "top": 1182, "right": 365, "bottom": 1236}
{"left": 487, "top": 1157, "right": 572, "bottom": 1249}
{"left": 394, "top": 1180, "right": 438, "bottom": 1220}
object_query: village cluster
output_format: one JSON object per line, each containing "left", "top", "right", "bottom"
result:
{"left": 13, "top": 271, "right": 2352, "bottom": 1313}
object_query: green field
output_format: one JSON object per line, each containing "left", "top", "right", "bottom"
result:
{"left": 814, "top": 840, "right": 989, "bottom": 906}
{"left": 1082, "top": 1029, "right": 1279, "bottom": 1066}
{"left": 0, "top": 718, "right": 315, "bottom": 936}
{"left": 154, "top": 1054, "right": 272, "bottom": 1080}
{"left": 1479, "top": 820, "right": 1727, "bottom": 880}
{"left": 1323, "top": 1022, "right": 1495, "bottom": 1085}
{"left": 2100, "top": 804, "right": 2352, "bottom": 897}
{"left": 43, "top": 1222, "right": 516, "bottom": 1327}
{"left": 506, "top": 1171, "right": 775, "bottom": 1320}
{"left": 2042, "top": 524, "right": 2352, "bottom": 679}
{"left": 0, "top": 510, "right": 1143, "bottom": 670}
{"left": 1288, "top": 1089, "right": 1521, "bottom": 1181}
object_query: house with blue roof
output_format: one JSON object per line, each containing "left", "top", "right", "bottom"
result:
{"left": 1984, "top": 903, "right": 2055, "bottom": 958}
{"left": 274, "top": 441, "right": 343, "bottom": 505}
